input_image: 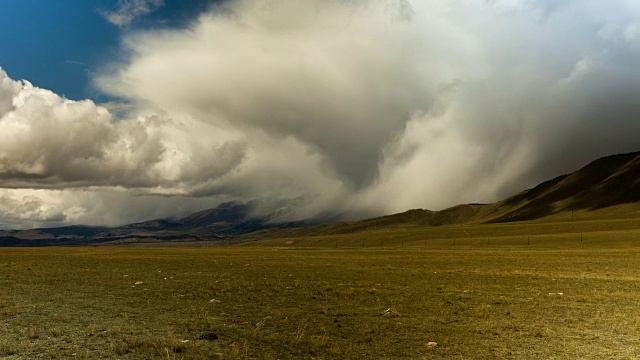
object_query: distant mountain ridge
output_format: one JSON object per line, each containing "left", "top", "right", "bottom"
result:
{"left": 2, "top": 151, "right": 640, "bottom": 246}
{"left": 0, "top": 201, "right": 309, "bottom": 246}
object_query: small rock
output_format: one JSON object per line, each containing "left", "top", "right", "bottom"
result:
{"left": 427, "top": 341, "right": 437, "bottom": 347}
{"left": 381, "top": 308, "right": 401, "bottom": 317}
{"left": 209, "top": 299, "right": 221, "bottom": 303}
{"left": 134, "top": 281, "right": 143, "bottom": 285}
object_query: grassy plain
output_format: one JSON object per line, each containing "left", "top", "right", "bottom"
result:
{"left": 2, "top": 217, "right": 640, "bottom": 359}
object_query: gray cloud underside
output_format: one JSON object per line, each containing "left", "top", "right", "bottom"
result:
{"left": 2, "top": 0, "right": 640, "bottom": 227}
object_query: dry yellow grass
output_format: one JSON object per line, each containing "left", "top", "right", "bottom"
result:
{"left": 2, "top": 217, "right": 640, "bottom": 359}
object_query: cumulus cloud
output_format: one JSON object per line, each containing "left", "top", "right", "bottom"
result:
{"left": 0, "top": 69, "right": 247, "bottom": 192}
{"left": 0, "top": 66, "right": 346, "bottom": 227}
{"left": 101, "top": 0, "right": 165, "bottom": 27}
{"left": 3, "top": 0, "right": 640, "bottom": 227}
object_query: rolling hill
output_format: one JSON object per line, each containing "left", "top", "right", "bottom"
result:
{"left": 2, "top": 151, "right": 640, "bottom": 245}
{"left": 238, "top": 151, "right": 640, "bottom": 241}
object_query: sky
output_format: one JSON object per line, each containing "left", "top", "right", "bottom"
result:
{"left": 1, "top": 0, "right": 640, "bottom": 229}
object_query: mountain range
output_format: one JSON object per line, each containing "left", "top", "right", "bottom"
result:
{"left": 2, "top": 151, "right": 640, "bottom": 246}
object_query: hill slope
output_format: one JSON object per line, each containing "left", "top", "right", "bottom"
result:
{"left": 3, "top": 151, "right": 640, "bottom": 245}
{"left": 490, "top": 151, "right": 640, "bottom": 222}
{"left": 239, "top": 151, "right": 640, "bottom": 240}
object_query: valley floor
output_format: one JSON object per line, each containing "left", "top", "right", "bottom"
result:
{"left": 2, "top": 229, "right": 640, "bottom": 359}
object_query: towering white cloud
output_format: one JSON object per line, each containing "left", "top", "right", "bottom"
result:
{"left": 97, "top": 0, "right": 640, "bottom": 213}
{"left": 3, "top": 0, "right": 640, "bottom": 228}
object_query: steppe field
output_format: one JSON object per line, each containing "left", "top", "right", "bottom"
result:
{"left": 2, "top": 217, "right": 640, "bottom": 359}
